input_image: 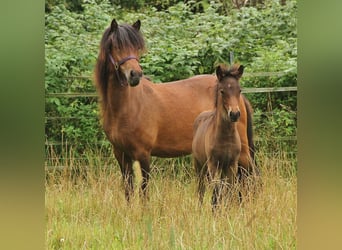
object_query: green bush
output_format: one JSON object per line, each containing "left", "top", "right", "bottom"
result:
{"left": 45, "top": 0, "right": 297, "bottom": 155}
{"left": 45, "top": 0, "right": 114, "bottom": 153}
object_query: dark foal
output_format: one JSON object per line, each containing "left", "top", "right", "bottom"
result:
{"left": 192, "top": 64, "right": 244, "bottom": 209}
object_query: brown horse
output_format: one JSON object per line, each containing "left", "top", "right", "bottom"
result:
{"left": 192, "top": 64, "right": 244, "bottom": 209}
{"left": 94, "top": 19, "right": 256, "bottom": 201}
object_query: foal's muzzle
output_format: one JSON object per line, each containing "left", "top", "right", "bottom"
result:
{"left": 229, "top": 110, "right": 241, "bottom": 122}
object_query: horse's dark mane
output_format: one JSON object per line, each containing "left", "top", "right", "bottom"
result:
{"left": 214, "top": 64, "right": 241, "bottom": 107}
{"left": 106, "top": 24, "right": 145, "bottom": 52}
{"left": 94, "top": 22, "right": 145, "bottom": 110}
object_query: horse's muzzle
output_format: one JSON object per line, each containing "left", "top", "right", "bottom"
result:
{"left": 129, "top": 70, "right": 143, "bottom": 87}
{"left": 229, "top": 110, "right": 240, "bottom": 122}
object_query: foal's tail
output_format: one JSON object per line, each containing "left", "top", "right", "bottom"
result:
{"left": 243, "top": 95, "right": 256, "bottom": 167}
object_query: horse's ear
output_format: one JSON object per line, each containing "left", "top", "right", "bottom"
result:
{"left": 110, "top": 19, "right": 118, "bottom": 33}
{"left": 216, "top": 65, "right": 224, "bottom": 80}
{"left": 132, "top": 20, "right": 141, "bottom": 31}
{"left": 237, "top": 65, "right": 244, "bottom": 79}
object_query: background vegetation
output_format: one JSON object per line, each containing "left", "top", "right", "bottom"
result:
{"left": 45, "top": 0, "right": 297, "bottom": 156}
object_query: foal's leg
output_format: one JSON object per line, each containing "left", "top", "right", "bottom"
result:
{"left": 212, "top": 181, "right": 222, "bottom": 211}
{"left": 208, "top": 160, "right": 221, "bottom": 210}
{"left": 114, "top": 149, "right": 134, "bottom": 202}
{"left": 194, "top": 159, "right": 207, "bottom": 205}
{"left": 222, "top": 162, "right": 239, "bottom": 205}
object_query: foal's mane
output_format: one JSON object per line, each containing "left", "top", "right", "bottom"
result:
{"left": 94, "top": 21, "right": 146, "bottom": 110}
{"left": 214, "top": 64, "right": 242, "bottom": 107}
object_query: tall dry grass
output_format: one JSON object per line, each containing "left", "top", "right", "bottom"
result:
{"left": 46, "top": 146, "right": 296, "bottom": 249}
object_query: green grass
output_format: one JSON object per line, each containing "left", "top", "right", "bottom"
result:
{"left": 45, "top": 147, "right": 296, "bottom": 249}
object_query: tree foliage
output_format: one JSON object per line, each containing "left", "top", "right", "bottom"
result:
{"left": 45, "top": 0, "right": 297, "bottom": 154}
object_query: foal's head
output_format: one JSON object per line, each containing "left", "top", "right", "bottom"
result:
{"left": 215, "top": 64, "right": 244, "bottom": 122}
{"left": 101, "top": 19, "right": 145, "bottom": 86}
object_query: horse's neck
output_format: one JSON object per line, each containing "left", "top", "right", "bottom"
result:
{"left": 106, "top": 76, "right": 134, "bottom": 114}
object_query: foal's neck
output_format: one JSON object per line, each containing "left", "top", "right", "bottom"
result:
{"left": 215, "top": 104, "right": 237, "bottom": 137}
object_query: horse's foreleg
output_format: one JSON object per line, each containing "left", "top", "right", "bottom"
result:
{"left": 238, "top": 151, "right": 262, "bottom": 201}
{"left": 114, "top": 149, "right": 134, "bottom": 202}
{"left": 138, "top": 156, "right": 151, "bottom": 200}
{"left": 238, "top": 147, "right": 252, "bottom": 173}
{"left": 238, "top": 145, "right": 260, "bottom": 179}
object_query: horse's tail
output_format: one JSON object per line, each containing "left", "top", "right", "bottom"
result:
{"left": 243, "top": 95, "right": 256, "bottom": 166}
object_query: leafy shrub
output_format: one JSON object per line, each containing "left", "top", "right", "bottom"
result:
{"left": 45, "top": 0, "right": 297, "bottom": 154}
{"left": 45, "top": 0, "right": 114, "bottom": 153}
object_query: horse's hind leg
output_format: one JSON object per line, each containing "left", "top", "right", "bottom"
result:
{"left": 114, "top": 149, "right": 134, "bottom": 202}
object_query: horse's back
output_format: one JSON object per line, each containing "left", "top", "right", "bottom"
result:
{"left": 141, "top": 74, "right": 216, "bottom": 97}
{"left": 151, "top": 74, "right": 217, "bottom": 118}
{"left": 159, "top": 74, "right": 214, "bottom": 90}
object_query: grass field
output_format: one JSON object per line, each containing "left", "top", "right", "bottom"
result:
{"left": 45, "top": 146, "right": 296, "bottom": 249}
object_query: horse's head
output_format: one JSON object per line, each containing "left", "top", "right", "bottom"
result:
{"left": 216, "top": 64, "right": 244, "bottom": 122}
{"left": 105, "top": 19, "right": 145, "bottom": 87}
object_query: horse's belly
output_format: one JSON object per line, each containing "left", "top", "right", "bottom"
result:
{"left": 151, "top": 135, "right": 192, "bottom": 157}
{"left": 151, "top": 147, "right": 190, "bottom": 158}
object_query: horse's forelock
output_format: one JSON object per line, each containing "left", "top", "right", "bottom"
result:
{"left": 99, "top": 23, "right": 145, "bottom": 54}
{"left": 109, "top": 24, "right": 145, "bottom": 53}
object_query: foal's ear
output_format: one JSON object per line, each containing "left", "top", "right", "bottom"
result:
{"left": 216, "top": 65, "right": 225, "bottom": 80}
{"left": 234, "top": 65, "right": 244, "bottom": 79}
{"left": 132, "top": 20, "right": 141, "bottom": 31}
{"left": 110, "top": 19, "right": 118, "bottom": 33}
